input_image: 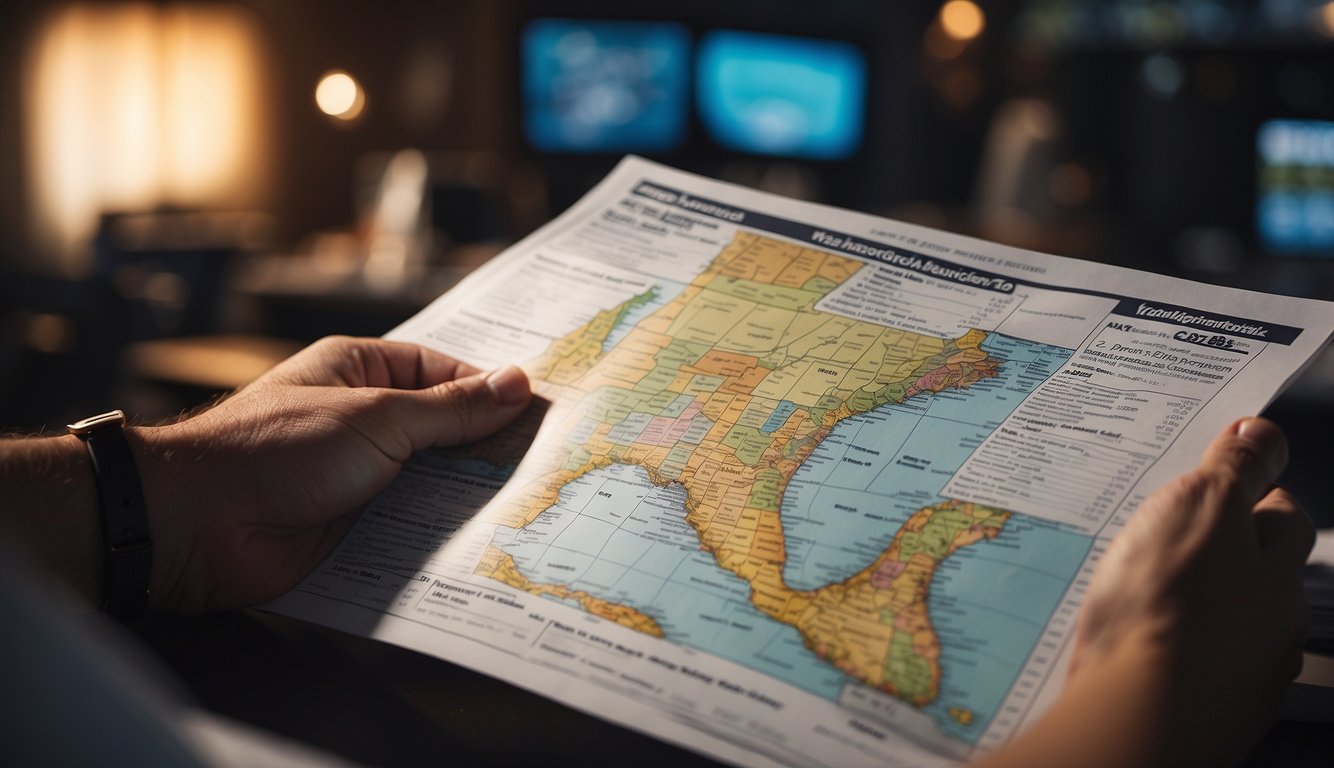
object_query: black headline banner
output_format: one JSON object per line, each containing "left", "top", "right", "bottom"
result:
{"left": 1111, "top": 299, "right": 1301, "bottom": 345}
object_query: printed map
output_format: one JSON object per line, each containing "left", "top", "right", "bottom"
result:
{"left": 270, "top": 156, "right": 1334, "bottom": 767}
{"left": 452, "top": 231, "right": 1093, "bottom": 741}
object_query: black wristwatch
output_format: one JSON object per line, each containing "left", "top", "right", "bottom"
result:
{"left": 68, "top": 410, "right": 153, "bottom": 620}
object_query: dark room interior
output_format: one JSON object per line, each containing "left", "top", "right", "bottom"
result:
{"left": 3, "top": 1, "right": 1334, "bottom": 766}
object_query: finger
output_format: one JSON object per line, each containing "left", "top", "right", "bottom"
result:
{"left": 263, "top": 336, "right": 482, "bottom": 390}
{"left": 392, "top": 365, "right": 533, "bottom": 450}
{"left": 413, "top": 347, "right": 484, "bottom": 388}
{"left": 1198, "top": 417, "right": 1289, "bottom": 510}
{"left": 355, "top": 340, "right": 484, "bottom": 390}
{"left": 1252, "top": 486, "right": 1315, "bottom": 576}
{"left": 258, "top": 336, "right": 384, "bottom": 387}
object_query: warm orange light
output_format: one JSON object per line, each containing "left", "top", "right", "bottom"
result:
{"left": 159, "top": 8, "right": 266, "bottom": 204}
{"left": 24, "top": 4, "right": 268, "bottom": 271}
{"left": 939, "top": 0, "right": 986, "bottom": 42}
{"left": 1319, "top": 1, "right": 1334, "bottom": 38}
{"left": 315, "top": 70, "right": 365, "bottom": 121}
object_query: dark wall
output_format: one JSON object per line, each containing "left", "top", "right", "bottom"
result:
{"left": 241, "top": 0, "right": 518, "bottom": 246}
{"left": 0, "top": 3, "right": 46, "bottom": 265}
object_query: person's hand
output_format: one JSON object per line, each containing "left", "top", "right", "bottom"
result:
{"left": 1069, "top": 416, "right": 1313, "bottom": 765}
{"left": 974, "top": 417, "right": 1313, "bottom": 768}
{"left": 131, "top": 336, "right": 531, "bottom": 614}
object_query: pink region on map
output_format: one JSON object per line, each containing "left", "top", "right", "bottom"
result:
{"left": 643, "top": 401, "right": 704, "bottom": 446}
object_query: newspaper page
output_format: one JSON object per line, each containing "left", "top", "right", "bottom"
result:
{"left": 267, "top": 156, "right": 1334, "bottom": 767}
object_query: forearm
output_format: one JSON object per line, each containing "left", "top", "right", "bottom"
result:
{"left": 0, "top": 433, "right": 103, "bottom": 606}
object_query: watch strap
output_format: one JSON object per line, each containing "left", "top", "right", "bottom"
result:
{"left": 69, "top": 410, "right": 152, "bottom": 619}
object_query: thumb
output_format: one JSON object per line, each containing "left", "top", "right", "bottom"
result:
{"left": 396, "top": 365, "right": 533, "bottom": 450}
{"left": 1200, "top": 417, "right": 1288, "bottom": 509}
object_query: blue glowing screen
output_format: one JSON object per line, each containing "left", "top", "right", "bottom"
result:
{"left": 696, "top": 30, "right": 866, "bottom": 160}
{"left": 522, "top": 18, "right": 690, "bottom": 153}
{"left": 1257, "top": 119, "right": 1334, "bottom": 255}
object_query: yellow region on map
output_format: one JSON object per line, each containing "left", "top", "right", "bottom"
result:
{"left": 480, "top": 231, "right": 1008, "bottom": 706}
{"left": 475, "top": 547, "right": 665, "bottom": 637}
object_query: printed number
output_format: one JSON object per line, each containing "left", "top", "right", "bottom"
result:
{"left": 1173, "top": 330, "right": 1234, "bottom": 349}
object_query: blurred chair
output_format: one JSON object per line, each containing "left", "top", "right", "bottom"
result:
{"left": 0, "top": 269, "right": 127, "bottom": 430}
{"left": 89, "top": 209, "right": 298, "bottom": 419}
{"left": 91, "top": 209, "right": 243, "bottom": 341}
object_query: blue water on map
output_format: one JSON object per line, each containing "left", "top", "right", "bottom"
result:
{"left": 921, "top": 513, "right": 1091, "bottom": 742}
{"left": 487, "top": 333, "right": 1096, "bottom": 745}
{"left": 490, "top": 463, "right": 849, "bottom": 698}
{"left": 780, "top": 334, "right": 1074, "bottom": 590}
{"left": 777, "top": 333, "right": 1092, "bottom": 741}
{"left": 601, "top": 279, "right": 688, "bottom": 352}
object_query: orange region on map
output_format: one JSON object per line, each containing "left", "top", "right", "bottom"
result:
{"left": 480, "top": 230, "right": 1008, "bottom": 706}
{"left": 475, "top": 545, "right": 665, "bottom": 637}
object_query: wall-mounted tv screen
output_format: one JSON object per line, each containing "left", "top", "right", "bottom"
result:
{"left": 1257, "top": 119, "right": 1334, "bottom": 255}
{"left": 695, "top": 30, "right": 866, "bottom": 160}
{"left": 521, "top": 18, "right": 691, "bottom": 153}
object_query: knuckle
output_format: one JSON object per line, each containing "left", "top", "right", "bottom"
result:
{"left": 1216, "top": 434, "right": 1284, "bottom": 489}
{"left": 428, "top": 377, "right": 494, "bottom": 439}
{"left": 433, "top": 378, "right": 468, "bottom": 402}
{"left": 1167, "top": 470, "right": 1212, "bottom": 506}
{"left": 314, "top": 334, "right": 351, "bottom": 352}
{"left": 1222, "top": 438, "right": 1266, "bottom": 470}
{"left": 431, "top": 378, "right": 476, "bottom": 414}
{"left": 352, "top": 386, "right": 396, "bottom": 413}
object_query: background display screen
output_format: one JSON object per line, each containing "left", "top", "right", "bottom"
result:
{"left": 1257, "top": 119, "right": 1334, "bottom": 255}
{"left": 522, "top": 19, "right": 691, "bottom": 153}
{"left": 695, "top": 30, "right": 866, "bottom": 160}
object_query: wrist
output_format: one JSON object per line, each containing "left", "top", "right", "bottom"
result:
{"left": 52, "top": 434, "right": 105, "bottom": 603}
{"left": 0, "top": 433, "right": 102, "bottom": 607}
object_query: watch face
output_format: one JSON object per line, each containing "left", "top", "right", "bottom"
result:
{"left": 67, "top": 410, "right": 127, "bottom": 436}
